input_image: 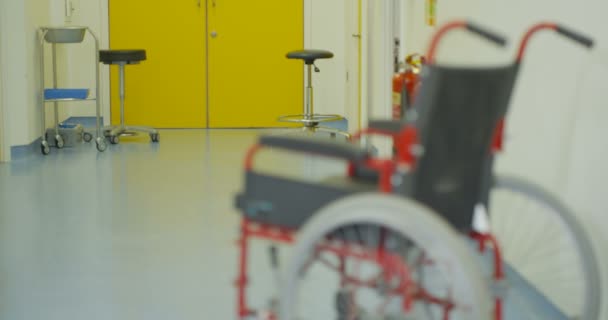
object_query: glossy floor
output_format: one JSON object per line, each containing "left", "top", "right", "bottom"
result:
{"left": 0, "top": 129, "right": 596, "bottom": 320}
{"left": 0, "top": 129, "right": 344, "bottom": 320}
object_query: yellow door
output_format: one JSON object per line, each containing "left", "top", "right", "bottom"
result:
{"left": 109, "top": 1, "right": 303, "bottom": 128}
{"left": 108, "top": 1, "right": 207, "bottom": 128}
{"left": 207, "top": 0, "right": 303, "bottom": 128}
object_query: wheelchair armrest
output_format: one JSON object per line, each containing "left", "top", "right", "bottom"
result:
{"left": 259, "top": 135, "right": 369, "bottom": 162}
{"left": 367, "top": 120, "right": 405, "bottom": 134}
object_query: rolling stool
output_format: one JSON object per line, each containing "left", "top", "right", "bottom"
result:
{"left": 278, "top": 49, "right": 349, "bottom": 138}
{"left": 99, "top": 49, "right": 159, "bottom": 144}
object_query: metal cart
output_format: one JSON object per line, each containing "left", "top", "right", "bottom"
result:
{"left": 38, "top": 26, "right": 106, "bottom": 154}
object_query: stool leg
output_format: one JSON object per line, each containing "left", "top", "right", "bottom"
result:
{"left": 304, "top": 64, "right": 313, "bottom": 125}
{"left": 119, "top": 62, "right": 126, "bottom": 128}
{"left": 104, "top": 62, "right": 127, "bottom": 143}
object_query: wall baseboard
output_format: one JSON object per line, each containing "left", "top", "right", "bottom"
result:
{"left": 10, "top": 137, "right": 42, "bottom": 161}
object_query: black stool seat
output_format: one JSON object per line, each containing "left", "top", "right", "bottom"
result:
{"left": 286, "top": 49, "right": 333, "bottom": 65}
{"left": 99, "top": 50, "right": 146, "bottom": 64}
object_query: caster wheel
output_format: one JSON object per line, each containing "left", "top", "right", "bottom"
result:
{"left": 83, "top": 132, "right": 93, "bottom": 142}
{"left": 109, "top": 135, "right": 120, "bottom": 144}
{"left": 96, "top": 140, "right": 107, "bottom": 152}
{"left": 55, "top": 135, "right": 64, "bottom": 149}
{"left": 41, "top": 141, "right": 50, "bottom": 155}
{"left": 150, "top": 133, "right": 160, "bottom": 143}
{"left": 336, "top": 289, "right": 357, "bottom": 317}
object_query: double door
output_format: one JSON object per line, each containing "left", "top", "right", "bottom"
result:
{"left": 108, "top": 0, "right": 303, "bottom": 128}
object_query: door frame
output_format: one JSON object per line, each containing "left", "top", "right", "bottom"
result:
{"left": 98, "top": 0, "right": 111, "bottom": 127}
{"left": 0, "top": 65, "right": 6, "bottom": 162}
{"left": 0, "top": 5, "right": 8, "bottom": 162}
{"left": 345, "top": 0, "right": 362, "bottom": 132}
{"left": 362, "top": 0, "right": 395, "bottom": 123}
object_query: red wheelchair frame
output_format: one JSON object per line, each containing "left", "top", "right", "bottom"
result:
{"left": 236, "top": 21, "right": 593, "bottom": 320}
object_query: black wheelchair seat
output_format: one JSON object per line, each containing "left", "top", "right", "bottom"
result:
{"left": 236, "top": 172, "right": 375, "bottom": 229}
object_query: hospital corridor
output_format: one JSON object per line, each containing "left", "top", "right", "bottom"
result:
{"left": 1, "top": 0, "right": 607, "bottom": 319}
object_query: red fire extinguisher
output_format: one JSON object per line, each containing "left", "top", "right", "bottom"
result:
{"left": 392, "top": 54, "right": 425, "bottom": 120}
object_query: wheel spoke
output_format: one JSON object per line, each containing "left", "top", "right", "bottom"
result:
{"left": 490, "top": 175, "right": 600, "bottom": 319}
{"left": 280, "top": 194, "right": 492, "bottom": 320}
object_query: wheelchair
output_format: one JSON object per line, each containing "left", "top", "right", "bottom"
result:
{"left": 235, "top": 21, "right": 601, "bottom": 320}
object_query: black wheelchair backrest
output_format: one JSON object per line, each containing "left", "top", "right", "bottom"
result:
{"left": 405, "top": 63, "right": 519, "bottom": 230}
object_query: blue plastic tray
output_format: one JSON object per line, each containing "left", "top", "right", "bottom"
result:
{"left": 44, "top": 88, "right": 89, "bottom": 100}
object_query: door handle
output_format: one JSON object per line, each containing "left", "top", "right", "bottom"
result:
{"left": 197, "top": 0, "right": 201, "bottom": 7}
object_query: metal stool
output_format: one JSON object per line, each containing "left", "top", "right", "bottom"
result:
{"left": 278, "top": 50, "right": 349, "bottom": 138}
{"left": 99, "top": 49, "right": 159, "bottom": 144}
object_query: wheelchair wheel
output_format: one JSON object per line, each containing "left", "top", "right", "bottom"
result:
{"left": 279, "top": 193, "right": 492, "bottom": 320}
{"left": 490, "top": 175, "right": 601, "bottom": 320}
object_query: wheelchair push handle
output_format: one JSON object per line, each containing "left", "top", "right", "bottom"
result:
{"left": 517, "top": 22, "right": 594, "bottom": 61}
{"left": 427, "top": 20, "right": 507, "bottom": 63}
{"left": 555, "top": 25, "right": 594, "bottom": 48}
{"left": 466, "top": 22, "right": 508, "bottom": 47}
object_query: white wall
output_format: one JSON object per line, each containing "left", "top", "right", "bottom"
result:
{"left": 404, "top": 0, "right": 608, "bottom": 317}
{"left": 59, "top": 0, "right": 109, "bottom": 120}
{"left": 0, "top": 0, "right": 79, "bottom": 151}
{"left": 361, "top": 0, "right": 394, "bottom": 125}
{"left": 305, "top": 0, "right": 347, "bottom": 125}
{"left": 355, "top": 0, "right": 397, "bottom": 156}
{"left": 0, "top": 0, "right": 32, "bottom": 149}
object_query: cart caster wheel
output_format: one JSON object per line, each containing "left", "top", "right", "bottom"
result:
{"left": 109, "top": 135, "right": 120, "bottom": 145}
{"left": 55, "top": 135, "right": 64, "bottom": 149}
{"left": 83, "top": 132, "right": 93, "bottom": 142}
{"left": 96, "top": 139, "right": 107, "bottom": 152}
{"left": 41, "top": 141, "right": 50, "bottom": 155}
{"left": 150, "top": 133, "right": 160, "bottom": 143}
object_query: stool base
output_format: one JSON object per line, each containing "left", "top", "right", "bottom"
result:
{"left": 278, "top": 125, "right": 351, "bottom": 140}
{"left": 278, "top": 114, "right": 344, "bottom": 127}
{"left": 278, "top": 113, "right": 349, "bottom": 139}
{"left": 104, "top": 125, "right": 159, "bottom": 144}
